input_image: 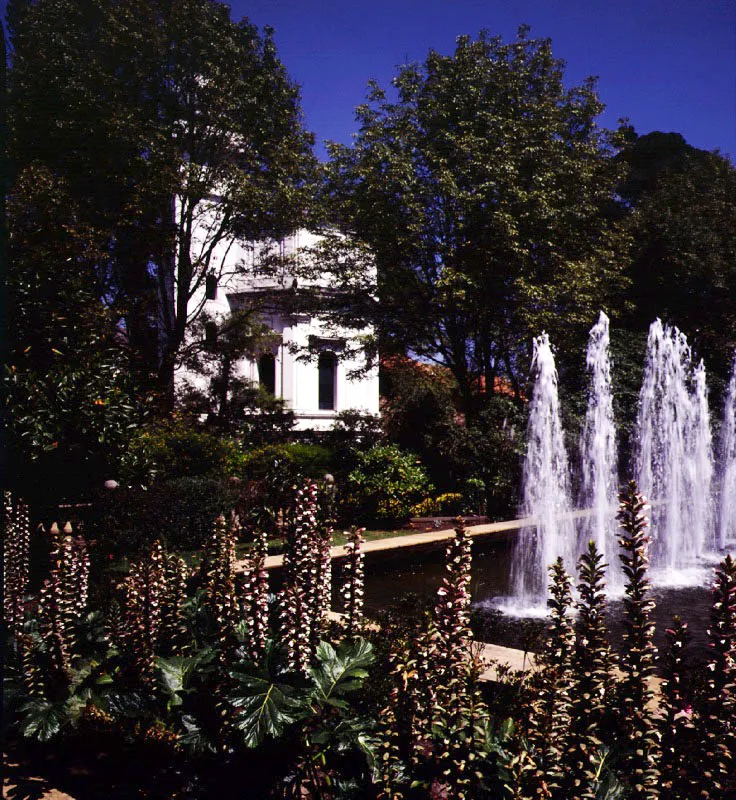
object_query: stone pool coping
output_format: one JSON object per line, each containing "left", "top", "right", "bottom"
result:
{"left": 236, "top": 506, "right": 604, "bottom": 574}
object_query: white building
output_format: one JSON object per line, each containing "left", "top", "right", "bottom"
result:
{"left": 176, "top": 229, "right": 380, "bottom": 431}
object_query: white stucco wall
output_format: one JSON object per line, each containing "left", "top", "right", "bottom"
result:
{"left": 176, "top": 228, "right": 379, "bottom": 431}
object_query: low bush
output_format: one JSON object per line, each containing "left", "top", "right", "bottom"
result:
{"left": 91, "top": 476, "right": 241, "bottom": 556}
{"left": 409, "top": 492, "right": 464, "bottom": 517}
{"left": 239, "top": 442, "right": 335, "bottom": 483}
{"left": 342, "top": 444, "right": 433, "bottom": 525}
{"left": 120, "top": 418, "right": 242, "bottom": 485}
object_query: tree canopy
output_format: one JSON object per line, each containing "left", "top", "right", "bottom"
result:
{"left": 617, "top": 131, "right": 736, "bottom": 380}
{"left": 7, "top": 0, "right": 317, "bottom": 399}
{"left": 4, "top": 0, "right": 316, "bottom": 497}
{"left": 314, "top": 28, "right": 630, "bottom": 409}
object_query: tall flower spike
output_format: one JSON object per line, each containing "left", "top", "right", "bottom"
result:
{"left": 38, "top": 522, "right": 75, "bottom": 678}
{"left": 696, "top": 554, "right": 736, "bottom": 796}
{"left": 528, "top": 557, "right": 574, "bottom": 798}
{"left": 565, "top": 540, "right": 614, "bottom": 800}
{"left": 428, "top": 519, "right": 483, "bottom": 799}
{"left": 279, "top": 483, "right": 320, "bottom": 674}
{"left": 616, "top": 481, "right": 660, "bottom": 800}
{"left": 159, "top": 552, "right": 190, "bottom": 654}
{"left": 120, "top": 540, "right": 165, "bottom": 684}
{"left": 3, "top": 494, "right": 31, "bottom": 637}
{"left": 659, "top": 616, "right": 697, "bottom": 799}
{"left": 204, "top": 515, "right": 240, "bottom": 656}
{"left": 341, "top": 527, "right": 365, "bottom": 637}
{"left": 240, "top": 527, "right": 270, "bottom": 662}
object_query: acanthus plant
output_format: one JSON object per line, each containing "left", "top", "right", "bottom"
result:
{"left": 341, "top": 526, "right": 366, "bottom": 637}
{"left": 375, "top": 519, "right": 492, "bottom": 799}
{"left": 239, "top": 526, "right": 270, "bottom": 663}
{"left": 615, "top": 482, "right": 660, "bottom": 800}
{"left": 696, "top": 553, "right": 736, "bottom": 797}
{"left": 118, "top": 539, "right": 166, "bottom": 684}
{"left": 565, "top": 540, "right": 615, "bottom": 800}
{"left": 37, "top": 520, "right": 91, "bottom": 682}
{"left": 203, "top": 514, "right": 241, "bottom": 658}
{"left": 5, "top": 506, "right": 107, "bottom": 743}
{"left": 3, "top": 493, "right": 31, "bottom": 638}
{"left": 429, "top": 519, "right": 485, "bottom": 799}
{"left": 526, "top": 556, "right": 574, "bottom": 799}
{"left": 279, "top": 483, "right": 332, "bottom": 675}
{"left": 658, "top": 615, "right": 697, "bottom": 799}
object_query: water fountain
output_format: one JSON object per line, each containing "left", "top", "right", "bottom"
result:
{"left": 634, "top": 320, "right": 715, "bottom": 576}
{"left": 510, "top": 333, "right": 575, "bottom": 609}
{"left": 719, "top": 355, "right": 736, "bottom": 551}
{"left": 366, "top": 316, "right": 735, "bottom": 643}
{"left": 506, "top": 316, "right": 732, "bottom": 609}
{"left": 579, "top": 311, "right": 621, "bottom": 591}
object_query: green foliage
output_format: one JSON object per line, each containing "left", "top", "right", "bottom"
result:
{"left": 4, "top": 168, "right": 145, "bottom": 502}
{"left": 8, "top": 0, "right": 317, "bottom": 397}
{"left": 323, "top": 409, "right": 385, "bottom": 452}
{"left": 229, "top": 645, "right": 303, "bottom": 748}
{"left": 381, "top": 356, "right": 526, "bottom": 517}
{"left": 177, "top": 313, "right": 297, "bottom": 442}
{"left": 409, "top": 492, "right": 464, "bottom": 517}
{"left": 240, "top": 442, "right": 335, "bottom": 484}
{"left": 94, "top": 476, "right": 240, "bottom": 555}
{"left": 120, "top": 418, "right": 242, "bottom": 485}
{"left": 315, "top": 27, "right": 630, "bottom": 404}
{"left": 343, "top": 444, "right": 433, "bottom": 524}
{"left": 308, "top": 639, "right": 375, "bottom": 709}
{"left": 618, "top": 131, "right": 736, "bottom": 379}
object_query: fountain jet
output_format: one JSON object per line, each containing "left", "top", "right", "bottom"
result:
{"left": 634, "top": 320, "right": 714, "bottom": 572}
{"left": 579, "top": 311, "right": 620, "bottom": 590}
{"left": 511, "top": 333, "right": 574, "bottom": 607}
{"left": 718, "top": 353, "right": 736, "bottom": 551}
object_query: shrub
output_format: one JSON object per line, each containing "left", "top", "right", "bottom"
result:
{"left": 120, "top": 418, "right": 242, "bottom": 485}
{"left": 239, "top": 443, "right": 334, "bottom": 483}
{"left": 92, "top": 476, "right": 240, "bottom": 556}
{"left": 409, "top": 492, "right": 464, "bottom": 517}
{"left": 342, "top": 444, "right": 432, "bottom": 525}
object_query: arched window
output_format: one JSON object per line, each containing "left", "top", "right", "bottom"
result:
{"left": 205, "top": 273, "right": 217, "bottom": 300}
{"left": 204, "top": 321, "right": 218, "bottom": 351}
{"left": 318, "top": 351, "right": 337, "bottom": 410}
{"left": 258, "top": 353, "right": 276, "bottom": 395}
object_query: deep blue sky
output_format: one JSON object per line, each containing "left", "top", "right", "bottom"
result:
{"left": 233, "top": 0, "right": 735, "bottom": 162}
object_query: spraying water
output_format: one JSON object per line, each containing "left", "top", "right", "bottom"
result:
{"left": 579, "top": 311, "right": 620, "bottom": 590}
{"left": 719, "top": 354, "right": 736, "bottom": 550}
{"left": 511, "top": 333, "right": 575, "bottom": 608}
{"left": 634, "top": 320, "right": 714, "bottom": 572}
{"left": 687, "top": 359, "right": 715, "bottom": 555}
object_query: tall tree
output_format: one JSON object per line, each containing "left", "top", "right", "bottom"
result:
{"left": 7, "top": 0, "right": 316, "bottom": 402}
{"left": 312, "top": 28, "right": 630, "bottom": 412}
{"left": 617, "top": 131, "right": 736, "bottom": 380}
{"left": 4, "top": 165, "right": 143, "bottom": 500}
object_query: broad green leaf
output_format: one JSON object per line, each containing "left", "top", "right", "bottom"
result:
{"left": 19, "top": 699, "right": 66, "bottom": 742}
{"left": 156, "top": 649, "right": 214, "bottom": 706}
{"left": 229, "top": 673, "right": 304, "bottom": 748}
{"left": 308, "top": 638, "right": 375, "bottom": 707}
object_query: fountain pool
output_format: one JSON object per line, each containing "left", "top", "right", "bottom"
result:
{"left": 503, "top": 316, "right": 736, "bottom": 614}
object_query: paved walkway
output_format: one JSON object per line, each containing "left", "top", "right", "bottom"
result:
{"left": 236, "top": 506, "right": 603, "bottom": 573}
